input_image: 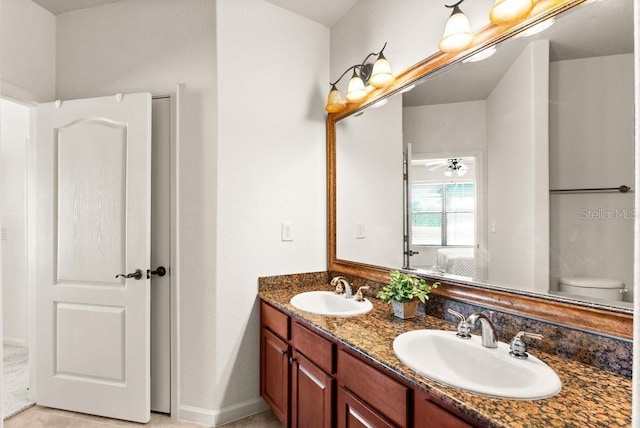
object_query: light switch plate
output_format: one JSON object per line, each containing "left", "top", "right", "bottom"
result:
{"left": 281, "top": 221, "right": 294, "bottom": 241}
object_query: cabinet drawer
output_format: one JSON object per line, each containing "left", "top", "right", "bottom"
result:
{"left": 337, "top": 387, "right": 395, "bottom": 428}
{"left": 261, "top": 301, "right": 290, "bottom": 340}
{"left": 415, "top": 390, "right": 473, "bottom": 428}
{"left": 291, "top": 321, "right": 335, "bottom": 374}
{"left": 338, "top": 350, "right": 409, "bottom": 427}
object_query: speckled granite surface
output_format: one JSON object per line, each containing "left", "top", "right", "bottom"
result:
{"left": 329, "top": 271, "right": 633, "bottom": 379}
{"left": 259, "top": 272, "right": 632, "bottom": 428}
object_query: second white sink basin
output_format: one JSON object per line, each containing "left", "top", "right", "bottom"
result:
{"left": 393, "top": 330, "right": 562, "bottom": 400}
{"left": 290, "top": 291, "right": 373, "bottom": 317}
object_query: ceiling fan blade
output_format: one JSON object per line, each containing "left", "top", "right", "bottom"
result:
{"left": 428, "top": 163, "right": 448, "bottom": 171}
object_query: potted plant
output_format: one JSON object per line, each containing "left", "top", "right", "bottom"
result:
{"left": 376, "top": 270, "right": 439, "bottom": 319}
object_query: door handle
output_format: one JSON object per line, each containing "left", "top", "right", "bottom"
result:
{"left": 115, "top": 269, "right": 143, "bottom": 280}
{"left": 147, "top": 266, "right": 167, "bottom": 279}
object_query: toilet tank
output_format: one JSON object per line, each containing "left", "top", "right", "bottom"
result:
{"left": 558, "top": 277, "right": 626, "bottom": 301}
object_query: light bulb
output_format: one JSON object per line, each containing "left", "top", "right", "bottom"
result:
{"left": 346, "top": 71, "right": 368, "bottom": 103}
{"left": 439, "top": 5, "right": 474, "bottom": 53}
{"left": 369, "top": 53, "right": 394, "bottom": 88}
{"left": 489, "top": 0, "right": 534, "bottom": 26}
{"left": 325, "top": 85, "right": 347, "bottom": 113}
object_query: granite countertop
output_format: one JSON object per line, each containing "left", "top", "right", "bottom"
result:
{"left": 258, "top": 277, "right": 632, "bottom": 428}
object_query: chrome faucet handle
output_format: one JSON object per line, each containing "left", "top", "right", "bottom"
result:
{"left": 509, "top": 331, "right": 543, "bottom": 359}
{"left": 331, "top": 276, "right": 345, "bottom": 294}
{"left": 447, "top": 309, "right": 471, "bottom": 339}
{"left": 355, "top": 286, "right": 370, "bottom": 302}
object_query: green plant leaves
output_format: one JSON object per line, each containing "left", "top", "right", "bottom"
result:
{"left": 376, "top": 270, "right": 439, "bottom": 304}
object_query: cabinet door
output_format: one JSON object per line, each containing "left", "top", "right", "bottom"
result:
{"left": 291, "top": 351, "right": 334, "bottom": 428}
{"left": 414, "top": 390, "right": 473, "bottom": 428}
{"left": 337, "top": 387, "right": 395, "bottom": 428}
{"left": 260, "top": 328, "right": 290, "bottom": 425}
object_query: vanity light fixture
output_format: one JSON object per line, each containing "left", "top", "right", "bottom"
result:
{"left": 514, "top": 17, "right": 555, "bottom": 38}
{"left": 439, "top": 0, "right": 474, "bottom": 53}
{"left": 489, "top": 0, "right": 535, "bottom": 25}
{"left": 463, "top": 45, "right": 498, "bottom": 63}
{"left": 325, "top": 43, "right": 395, "bottom": 113}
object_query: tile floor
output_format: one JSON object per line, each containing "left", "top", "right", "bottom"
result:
{"left": 5, "top": 406, "right": 283, "bottom": 427}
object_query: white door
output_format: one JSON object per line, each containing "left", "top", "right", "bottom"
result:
{"left": 35, "top": 93, "right": 152, "bottom": 423}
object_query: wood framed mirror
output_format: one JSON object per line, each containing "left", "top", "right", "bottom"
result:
{"left": 327, "top": 0, "right": 633, "bottom": 340}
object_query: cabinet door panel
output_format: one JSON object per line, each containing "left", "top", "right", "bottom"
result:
{"left": 291, "top": 351, "right": 333, "bottom": 428}
{"left": 260, "top": 328, "right": 289, "bottom": 425}
{"left": 339, "top": 350, "right": 408, "bottom": 427}
{"left": 414, "top": 390, "right": 473, "bottom": 428}
{"left": 338, "top": 387, "right": 395, "bottom": 428}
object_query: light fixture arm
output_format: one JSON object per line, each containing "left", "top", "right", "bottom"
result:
{"left": 445, "top": 0, "right": 466, "bottom": 9}
{"left": 329, "top": 65, "right": 363, "bottom": 87}
{"left": 328, "top": 42, "right": 389, "bottom": 87}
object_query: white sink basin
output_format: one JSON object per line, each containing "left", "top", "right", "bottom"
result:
{"left": 290, "top": 291, "right": 373, "bottom": 317}
{"left": 393, "top": 330, "right": 562, "bottom": 400}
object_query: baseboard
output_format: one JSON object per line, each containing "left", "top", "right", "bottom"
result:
{"left": 3, "top": 338, "right": 28, "bottom": 347}
{"left": 178, "top": 398, "right": 268, "bottom": 427}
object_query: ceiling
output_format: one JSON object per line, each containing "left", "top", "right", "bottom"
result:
{"left": 403, "top": 0, "right": 633, "bottom": 107}
{"left": 263, "top": 0, "right": 358, "bottom": 28}
{"left": 32, "top": 0, "right": 357, "bottom": 26}
{"left": 32, "top": 0, "right": 125, "bottom": 15}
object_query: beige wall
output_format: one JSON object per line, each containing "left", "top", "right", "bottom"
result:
{"left": 0, "top": 0, "right": 56, "bottom": 102}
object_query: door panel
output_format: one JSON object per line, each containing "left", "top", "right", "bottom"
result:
{"left": 36, "top": 93, "right": 152, "bottom": 423}
{"left": 291, "top": 351, "right": 333, "bottom": 428}
{"left": 56, "top": 119, "right": 127, "bottom": 284}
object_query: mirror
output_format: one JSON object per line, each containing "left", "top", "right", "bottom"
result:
{"left": 331, "top": 0, "right": 634, "bottom": 337}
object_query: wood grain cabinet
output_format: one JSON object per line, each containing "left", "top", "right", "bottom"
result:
{"left": 260, "top": 303, "right": 291, "bottom": 425}
{"left": 291, "top": 351, "right": 334, "bottom": 428}
{"left": 260, "top": 328, "right": 289, "bottom": 424}
{"left": 337, "top": 387, "right": 395, "bottom": 428}
{"left": 260, "top": 301, "right": 478, "bottom": 428}
{"left": 414, "top": 389, "right": 474, "bottom": 428}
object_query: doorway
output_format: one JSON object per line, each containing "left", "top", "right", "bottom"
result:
{"left": 0, "top": 93, "right": 175, "bottom": 420}
{"left": 1, "top": 98, "right": 34, "bottom": 419}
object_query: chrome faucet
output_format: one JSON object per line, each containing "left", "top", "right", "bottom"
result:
{"left": 466, "top": 312, "right": 498, "bottom": 348}
{"left": 330, "top": 276, "right": 353, "bottom": 298}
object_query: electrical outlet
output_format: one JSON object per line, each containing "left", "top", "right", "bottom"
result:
{"left": 281, "top": 221, "right": 294, "bottom": 241}
{"left": 356, "top": 222, "right": 365, "bottom": 239}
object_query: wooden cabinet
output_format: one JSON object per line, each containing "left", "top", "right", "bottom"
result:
{"left": 291, "top": 351, "right": 334, "bottom": 428}
{"left": 260, "top": 300, "right": 477, "bottom": 428}
{"left": 337, "top": 387, "right": 395, "bottom": 428}
{"left": 339, "top": 350, "right": 409, "bottom": 427}
{"left": 414, "top": 389, "right": 473, "bottom": 428}
{"left": 260, "top": 327, "right": 290, "bottom": 425}
{"left": 260, "top": 302, "right": 291, "bottom": 425}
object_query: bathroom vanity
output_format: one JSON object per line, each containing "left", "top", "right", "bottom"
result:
{"left": 259, "top": 273, "right": 631, "bottom": 428}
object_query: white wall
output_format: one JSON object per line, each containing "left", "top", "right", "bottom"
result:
{"left": 0, "top": 99, "right": 29, "bottom": 346}
{"left": 330, "top": 0, "right": 494, "bottom": 83}
{"left": 486, "top": 40, "right": 549, "bottom": 292}
{"left": 215, "top": 0, "right": 327, "bottom": 419}
{"left": 55, "top": 0, "right": 218, "bottom": 417}
{"left": 0, "top": 0, "right": 56, "bottom": 102}
{"left": 549, "top": 54, "right": 634, "bottom": 302}
{"left": 336, "top": 96, "right": 403, "bottom": 268}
